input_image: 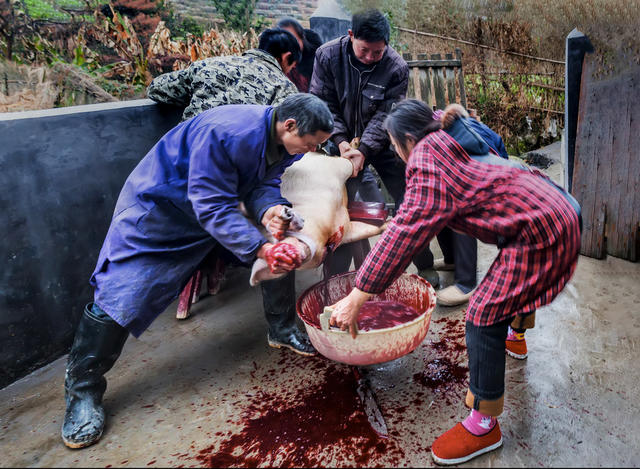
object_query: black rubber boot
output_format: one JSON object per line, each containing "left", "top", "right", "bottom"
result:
{"left": 61, "top": 303, "right": 128, "bottom": 449}
{"left": 267, "top": 326, "right": 316, "bottom": 357}
{"left": 261, "top": 272, "right": 317, "bottom": 356}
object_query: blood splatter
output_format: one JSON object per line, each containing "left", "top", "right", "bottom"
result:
{"left": 413, "top": 318, "right": 469, "bottom": 400}
{"left": 189, "top": 361, "right": 404, "bottom": 468}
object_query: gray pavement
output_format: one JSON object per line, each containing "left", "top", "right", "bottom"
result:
{"left": 1, "top": 144, "right": 639, "bottom": 467}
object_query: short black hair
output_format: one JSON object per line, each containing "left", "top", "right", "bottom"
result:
{"left": 384, "top": 99, "right": 441, "bottom": 153}
{"left": 352, "top": 9, "right": 390, "bottom": 44}
{"left": 258, "top": 28, "right": 302, "bottom": 65}
{"left": 276, "top": 94, "right": 334, "bottom": 136}
{"left": 296, "top": 28, "right": 323, "bottom": 79}
{"left": 277, "top": 17, "right": 305, "bottom": 42}
{"left": 303, "top": 28, "right": 323, "bottom": 51}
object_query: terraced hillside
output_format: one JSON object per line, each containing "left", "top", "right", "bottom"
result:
{"left": 168, "top": 0, "right": 218, "bottom": 26}
{"left": 171, "top": 0, "right": 319, "bottom": 26}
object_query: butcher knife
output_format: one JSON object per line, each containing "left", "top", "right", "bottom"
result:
{"left": 352, "top": 366, "right": 389, "bottom": 438}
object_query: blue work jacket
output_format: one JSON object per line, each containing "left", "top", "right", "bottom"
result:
{"left": 90, "top": 105, "right": 299, "bottom": 336}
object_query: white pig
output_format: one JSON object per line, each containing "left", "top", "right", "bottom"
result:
{"left": 250, "top": 152, "right": 386, "bottom": 285}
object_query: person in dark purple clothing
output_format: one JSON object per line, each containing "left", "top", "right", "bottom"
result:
{"left": 310, "top": 8, "right": 433, "bottom": 277}
{"left": 60, "top": 94, "right": 333, "bottom": 450}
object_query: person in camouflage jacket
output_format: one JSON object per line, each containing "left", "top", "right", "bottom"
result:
{"left": 147, "top": 28, "right": 301, "bottom": 121}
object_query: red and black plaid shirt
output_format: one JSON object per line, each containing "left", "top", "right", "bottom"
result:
{"left": 355, "top": 130, "right": 581, "bottom": 326}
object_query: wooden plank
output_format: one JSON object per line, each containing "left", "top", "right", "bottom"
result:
{"left": 594, "top": 94, "right": 614, "bottom": 258}
{"left": 573, "top": 54, "right": 605, "bottom": 258}
{"left": 418, "top": 65, "right": 432, "bottom": 106}
{"left": 624, "top": 68, "right": 640, "bottom": 260}
{"left": 431, "top": 53, "right": 446, "bottom": 109}
{"left": 444, "top": 54, "right": 457, "bottom": 105}
{"left": 456, "top": 49, "right": 467, "bottom": 108}
{"left": 574, "top": 61, "right": 640, "bottom": 261}
{"left": 404, "top": 53, "right": 415, "bottom": 98}
{"left": 405, "top": 59, "right": 462, "bottom": 68}
{"left": 414, "top": 53, "right": 431, "bottom": 106}
{"left": 591, "top": 91, "right": 612, "bottom": 258}
{"left": 407, "top": 66, "right": 418, "bottom": 99}
{"left": 607, "top": 70, "right": 630, "bottom": 259}
{"left": 428, "top": 66, "right": 438, "bottom": 108}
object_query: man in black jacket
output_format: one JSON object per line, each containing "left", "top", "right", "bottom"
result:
{"left": 310, "top": 9, "right": 433, "bottom": 277}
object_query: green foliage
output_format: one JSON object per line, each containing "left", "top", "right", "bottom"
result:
{"left": 22, "top": 0, "right": 108, "bottom": 22}
{"left": 164, "top": 12, "right": 205, "bottom": 39}
{"left": 211, "top": 0, "right": 264, "bottom": 32}
{"left": 23, "top": 0, "right": 71, "bottom": 21}
{"left": 72, "top": 42, "right": 84, "bottom": 66}
{"left": 174, "top": 16, "right": 204, "bottom": 38}
{"left": 56, "top": 0, "right": 87, "bottom": 10}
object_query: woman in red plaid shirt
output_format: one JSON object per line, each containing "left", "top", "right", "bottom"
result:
{"left": 329, "top": 100, "right": 581, "bottom": 465}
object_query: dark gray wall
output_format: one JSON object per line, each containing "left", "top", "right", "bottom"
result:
{"left": 0, "top": 100, "right": 182, "bottom": 388}
{"left": 310, "top": 16, "right": 351, "bottom": 44}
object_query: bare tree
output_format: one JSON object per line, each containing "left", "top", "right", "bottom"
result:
{"left": 0, "top": 0, "right": 32, "bottom": 60}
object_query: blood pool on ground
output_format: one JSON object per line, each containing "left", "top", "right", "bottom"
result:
{"left": 356, "top": 300, "right": 422, "bottom": 331}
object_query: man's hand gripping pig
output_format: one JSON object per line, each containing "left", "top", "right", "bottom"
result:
{"left": 257, "top": 204, "right": 307, "bottom": 274}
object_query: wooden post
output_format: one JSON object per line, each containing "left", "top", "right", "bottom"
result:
{"left": 456, "top": 49, "right": 467, "bottom": 108}
{"left": 564, "top": 29, "right": 594, "bottom": 192}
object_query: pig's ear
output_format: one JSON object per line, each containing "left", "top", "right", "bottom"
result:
{"left": 249, "top": 258, "right": 284, "bottom": 286}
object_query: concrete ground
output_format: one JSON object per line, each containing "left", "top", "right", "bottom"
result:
{"left": 2, "top": 144, "right": 640, "bottom": 467}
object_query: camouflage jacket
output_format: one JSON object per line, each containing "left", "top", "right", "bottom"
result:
{"left": 147, "top": 49, "right": 299, "bottom": 121}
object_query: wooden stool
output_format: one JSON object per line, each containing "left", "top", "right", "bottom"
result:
{"left": 176, "top": 254, "right": 225, "bottom": 319}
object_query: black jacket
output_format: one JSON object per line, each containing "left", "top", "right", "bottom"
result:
{"left": 309, "top": 36, "right": 409, "bottom": 159}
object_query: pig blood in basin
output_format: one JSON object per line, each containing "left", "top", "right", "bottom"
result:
{"left": 296, "top": 272, "right": 437, "bottom": 365}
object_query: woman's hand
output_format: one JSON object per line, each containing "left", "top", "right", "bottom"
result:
{"left": 329, "top": 288, "right": 372, "bottom": 338}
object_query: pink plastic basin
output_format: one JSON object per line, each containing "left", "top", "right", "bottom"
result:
{"left": 296, "top": 272, "right": 436, "bottom": 365}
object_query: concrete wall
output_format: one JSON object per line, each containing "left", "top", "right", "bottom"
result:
{"left": 0, "top": 100, "right": 182, "bottom": 388}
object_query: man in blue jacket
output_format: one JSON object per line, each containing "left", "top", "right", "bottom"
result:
{"left": 61, "top": 94, "right": 333, "bottom": 449}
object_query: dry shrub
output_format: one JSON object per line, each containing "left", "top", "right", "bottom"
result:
{"left": 354, "top": 0, "right": 637, "bottom": 152}
{"left": 0, "top": 61, "right": 117, "bottom": 113}
{"left": 147, "top": 21, "right": 259, "bottom": 72}
{"left": 512, "top": 0, "right": 640, "bottom": 76}
{"left": 0, "top": 64, "right": 58, "bottom": 112}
